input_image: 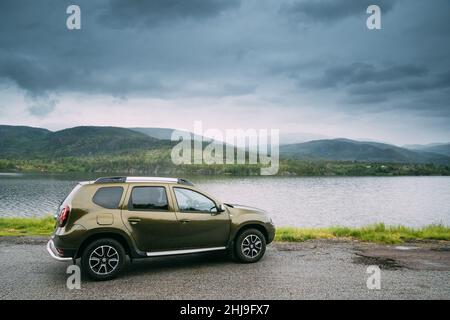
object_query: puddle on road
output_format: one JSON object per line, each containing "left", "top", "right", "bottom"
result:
{"left": 394, "top": 246, "right": 418, "bottom": 251}
{"left": 352, "top": 254, "right": 404, "bottom": 270}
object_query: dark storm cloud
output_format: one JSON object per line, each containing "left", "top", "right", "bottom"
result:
{"left": 344, "top": 72, "right": 450, "bottom": 118}
{"left": 0, "top": 54, "right": 77, "bottom": 95}
{"left": 346, "top": 70, "right": 450, "bottom": 96}
{"left": 292, "top": 62, "right": 450, "bottom": 116}
{"left": 280, "top": 0, "right": 396, "bottom": 23}
{"left": 26, "top": 96, "right": 58, "bottom": 117}
{"left": 0, "top": 0, "right": 449, "bottom": 141}
{"left": 0, "top": 0, "right": 246, "bottom": 99}
{"left": 99, "top": 0, "right": 241, "bottom": 28}
{"left": 0, "top": 48, "right": 166, "bottom": 97}
{"left": 0, "top": 0, "right": 176, "bottom": 99}
{"left": 307, "top": 63, "right": 428, "bottom": 88}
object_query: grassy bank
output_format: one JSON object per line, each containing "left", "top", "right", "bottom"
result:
{"left": 0, "top": 217, "right": 449, "bottom": 244}
{"left": 0, "top": 216, "right": 55, "bottom": 236}
{"left": 276, "top": 224, "right": 450, "bottom": 244}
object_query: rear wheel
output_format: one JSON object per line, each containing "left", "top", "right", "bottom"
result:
{"left": 234, "top": 229, "right": 266, "bottom": 263}
{"left": 81, "top": 238, "right": 126, "bottom": 281}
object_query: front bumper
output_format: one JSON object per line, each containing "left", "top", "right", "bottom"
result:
{"left": 46, "top": 239, "right": 72, "bottom": 262}
{"left": 266, "top": 222, "right": 276, "bottom": 244}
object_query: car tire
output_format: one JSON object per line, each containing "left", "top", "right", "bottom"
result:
{"left": 81, "top": 238, "right": 126, "bottom": 281}
{"left": 234, "top": 228, "right": 266, "bottom": 263}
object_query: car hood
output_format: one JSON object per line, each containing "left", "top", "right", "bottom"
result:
{"left": 225, "top": 203, "right": 267, "bottom": 214}
{"left": 224, "top": 203, "right": 272, "bottom": 225}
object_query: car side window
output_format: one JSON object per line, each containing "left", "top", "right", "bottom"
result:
{"left": 173, "top": 188, "right": 217, "bottom": 213}
{"left": 92, "top": 187, "right": 124, "bottom": 209}
{"left": 129, "top": 186, "right": 169, "bottom": 211}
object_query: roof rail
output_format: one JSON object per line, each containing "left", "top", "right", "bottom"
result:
{"left": 177, "top": 178, "right": 194, "bottom": 186}
{"left": 93, "top": 176, "right": 194, "bottom": 186}
{"left": 126, "top": 177, "right": 178, "bottom": 183}
{"left": 94, "top": 176, "right": 126, "bottom": 184}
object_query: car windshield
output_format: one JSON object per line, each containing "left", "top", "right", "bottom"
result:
{"left": 174, "top": 188, "right": 217, "bottom": 213}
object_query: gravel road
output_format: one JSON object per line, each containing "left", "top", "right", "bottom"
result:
{"left": 1, "top": 237, "right": 449, "bottom": 300}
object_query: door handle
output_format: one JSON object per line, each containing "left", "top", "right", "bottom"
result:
{"left": 179, "top": 219, "right": 190, "bottom": 224}
{"left": 128, "top": 218, "right": 141, "bottom": 225}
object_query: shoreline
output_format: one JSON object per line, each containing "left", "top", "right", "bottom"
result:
{"left": 2, "top": 158, "right": 449, "bottom": 176}
{"left": 1, "top": 234, "right": 449, "bottom": 246}
{"left": 1, "top": 217, "right": 449, "bottom": 244}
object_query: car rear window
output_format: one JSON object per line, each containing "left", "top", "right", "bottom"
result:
{"left": 92, "top": 187, "right": 124, "bottom": 209}
{"left": 57, "top": 183, "right": 83, "bottom": 214}
{"left": 129, "top": 186, "right": 169, "bottom": 211}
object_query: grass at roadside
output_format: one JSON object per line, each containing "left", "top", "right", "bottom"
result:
{"left": 276, "top": 224, "right": 450, "bottom": 244}
{"left": 0, "top": 217, "right": 449, "bottom": 244}
{"left": 0, "top": 216, "right": 55, "bottom": 236}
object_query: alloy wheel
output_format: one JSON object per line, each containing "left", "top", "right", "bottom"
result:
{"left": 88, "top": 245, "right": 120, "bottom": 275}
{"left": 241, "top": 234, "right": 262, "bottom": 259}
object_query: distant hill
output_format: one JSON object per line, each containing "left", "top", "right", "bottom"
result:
{"left": 280, "top": 138, "right": 450, "bottom": 164}
{"left": 0, "top": 125, "right": 172, "bottom": 158}
{"left": 130, "top": 127, "right": 205, "bottom": 141}
{"left": 0, "top": 125, "right": 51, "bottom": 157}
{"left": 129, "top": 127, "right": 174, "bottom": 140}
{"left": 131, "top": 127, "right": 331, "bottom": 145}
{"left": 404, "top": 143, "right": 450, "bottom": 157}
{"left": 1, "top": 125, "right": 450, "bottom": 165}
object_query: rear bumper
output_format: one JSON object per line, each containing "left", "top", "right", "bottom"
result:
{"left": 46, "top": 239, "right": 72, "bottom": 262}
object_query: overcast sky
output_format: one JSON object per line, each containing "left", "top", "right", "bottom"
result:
{"left": 0, "top": 0, "right": 449, "bottom": 145}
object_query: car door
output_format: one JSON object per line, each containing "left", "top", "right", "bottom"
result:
{"left": 121, "top": 184, "right": 180, "bottom": 252}
{"left": 171, "top": 186, "right": 230, "bottom": 249}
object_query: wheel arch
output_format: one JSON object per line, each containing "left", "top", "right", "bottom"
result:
{"left": 75, "top": 229, "right": 136, "bottom": 259}
{"left": 233, "top": 223, "right": 269, "bottom": 244}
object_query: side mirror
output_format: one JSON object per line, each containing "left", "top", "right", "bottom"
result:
{"left": 211, "top": 203, "right": 225, "bottom": 215}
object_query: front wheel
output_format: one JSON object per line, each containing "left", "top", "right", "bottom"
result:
{"left": 234, "top": 229, "right": 266, "bottom": 263}
{"left": 81, "top": 238, "right": 126, "bottom": 281}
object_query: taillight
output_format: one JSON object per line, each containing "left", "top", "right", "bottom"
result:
{"left": 58, "top": 205, "right": 70, "bottom": 227}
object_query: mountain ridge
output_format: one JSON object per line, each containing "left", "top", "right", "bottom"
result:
{"left": 0, "top": 125, "right": 172, "bottom": 158}
{"left": 1, "top": 125, "right": 449, "bottom": 165}
{"left": 279, "top": 138, "right": 450, "bottom": 165}
{"left": 404, "top": 142, "right": 450, "bottom": 157}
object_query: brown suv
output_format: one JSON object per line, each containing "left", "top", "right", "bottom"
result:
{"left": 47, "top": 177, "right": 275, "bottom": 280}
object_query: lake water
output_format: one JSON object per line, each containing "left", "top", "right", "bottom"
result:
{"left": 0, "top": 173, "right": 449, "bottom": 227}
